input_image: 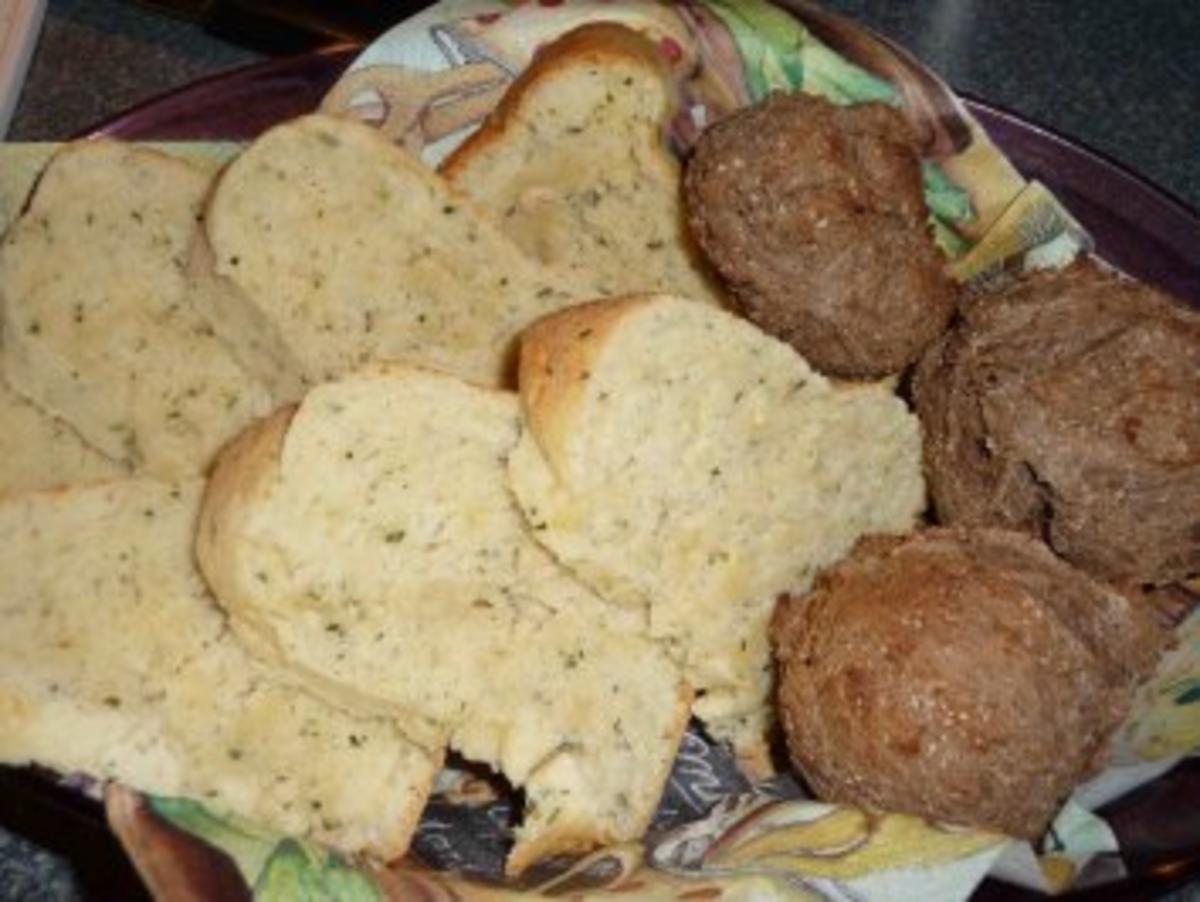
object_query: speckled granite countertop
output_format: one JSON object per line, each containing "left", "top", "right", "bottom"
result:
{"left": 3, "top": 1, "right": 1200, "bottom": 899}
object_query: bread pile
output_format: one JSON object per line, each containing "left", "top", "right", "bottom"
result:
{"left": 0, "top": 18, "right": 1189, "bottom": 877}
{"left": 681, "top": 85, "right": 1191, "bottom": 839}
{"left": 0, "top": 23, "right": 920, "bottom": 870}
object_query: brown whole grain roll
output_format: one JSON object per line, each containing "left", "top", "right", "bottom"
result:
{"left": 914, "top": 260, "right": 1200, "bottom": 585}
{"left": 684, "top": 92, "right": 957, "bottom": 378}
{"left": 772, "top": 528, "right": 1162, "bottom": 839}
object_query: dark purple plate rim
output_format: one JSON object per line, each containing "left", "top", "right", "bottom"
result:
{"left": 964, "top": 93, "right": 1200, "bottom": 225}
{"left": 1, "top": 42, "right": 1193, "bottom": 902}
{"left": 79, "top": 44, "right": 359, "bottom": 144}
{"left": 958, "top": 93, "right": 1200, "bottom": 305}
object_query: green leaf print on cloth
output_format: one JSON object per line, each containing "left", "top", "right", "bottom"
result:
{"left": 702, "top": 0, "right": 896, "bottom": 104}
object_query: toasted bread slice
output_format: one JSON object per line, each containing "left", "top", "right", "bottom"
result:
{"left": 0, "top": 141, "right": 273, "bottom": 477}
{"left": 508, "top": 296, "right": 926, "bottom": 769}
{"left": 0, "top": 478, "right": 438, "bottom": 859}
{"left": 441, "top": 23, "right": 725, "bottom": 307}
{"left": 0, "top": 376, "right": 125, "bottom": 495}
{"left": 196, "top": 114, "right": 586, "bottom": 397}
{"left": 196, "top": 365, "right": 690, "bottom": 874}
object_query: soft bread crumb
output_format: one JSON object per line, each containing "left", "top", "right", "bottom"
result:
{"left": 197, "top": 366, "right": 690, "bottom": 874}
{"left": 442, "top": 23, "right": 725, "bottom": 307}
{"left": 0, "top": 478, "right": 438, "bottom": 859}
{"left": 509, "top": 295, "right": 926, "bottom": 762}
{"left": 0, "top": 378, "right": 124, "bottom": 494}
{"left": 200, "top": 114, "right": 588, "bottom": 395}
{"left": 0, "top": 141, "right": 273, "bottom": 477}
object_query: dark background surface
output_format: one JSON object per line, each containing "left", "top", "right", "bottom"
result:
{"left": 12, "top": 0, "right": 1200, "bottom": 212}
{"left": 4, "top": 1, "right": 1200, "bottom": 899}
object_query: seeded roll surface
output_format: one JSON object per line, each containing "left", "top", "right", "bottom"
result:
{"left": 685, "top": 92, "right": 956, "bottom": 378}
{"left": 915, "top": 259, "right": 1200, "bottom": 584}
{"left": 772, "top": 528, "right": 1162, "bottom": 838}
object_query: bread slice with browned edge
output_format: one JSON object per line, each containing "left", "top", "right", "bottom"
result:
{"left": 195, "top": 114, "right": 587, "bottom": 398}
{"left": 0, "top": 377, "right": 126, "bottom": 495}
{"left": 440, "top": 23, "right": 726, "bottom": 307}
{"left": 0, "top": 141, "right": 274, "bottom": 478}
{"left": 196, "top": 365, "right": 690, "bottom": 874}
{"left": 508, "top": 295, "right": 926, "bottom": 774}
{"left": 0, "top": 478, "right": 439, "bottom": 859}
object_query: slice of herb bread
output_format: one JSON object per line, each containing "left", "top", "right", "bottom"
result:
{"left": 0, "top": 376, "right": 125, "bottom": 495}
{"left": 196, "top": 365, "right": 690, "bottom": 874}
{"left": 196, "top": 114, "right": 586, "bottom": 397}
{"left": 0, "top": 478, "right": 439, "bottom": 859}
{"left": 508, "top": 296, "right": 926, "bottom": 771}
{"left": 441, "top": 24, "right": 725, "bottom": 308}
{"left": 0, "top": 142, "right": 273, "bottom": 477}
